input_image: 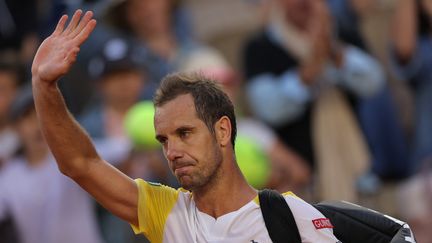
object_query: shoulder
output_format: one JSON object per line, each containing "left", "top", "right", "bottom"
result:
{"left": 283, "top": 193, "right": 340, "bottom": 243}
{"left": 283, "top": 192, "right": 324, "bottom": 222}
{"left": 132, "top": 179, "right": 182, "bottom": 240}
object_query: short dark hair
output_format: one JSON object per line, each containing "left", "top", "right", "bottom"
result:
{"left": 154, "top": 72, "right": 237, "bottom": 146}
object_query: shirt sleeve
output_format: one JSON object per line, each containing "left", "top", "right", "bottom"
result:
{"left": 246, "top": 70, "right": 311, "bottom": 126}
{"left": 284, "top": 193, "right": 340, "bottom": 243}
{"left": 130, "top": 179, "right": 179, "bottom": 243}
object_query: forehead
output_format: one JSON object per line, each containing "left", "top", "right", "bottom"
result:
{"left": 154, "top": 94, "right": 201, "bottom": 132}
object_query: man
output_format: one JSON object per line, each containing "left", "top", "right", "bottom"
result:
{"left": 31, "top": 10, "right": 339, "bottom": 242}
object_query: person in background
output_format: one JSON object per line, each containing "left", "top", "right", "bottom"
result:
{"left": 0, "top": 0, "right": 38, "bottom": 64}
{"left": 58, "top": 0, "right": 198, "bottom": 115}
{"left": 243, "top": 0, "right": 385, "bottom": 201}
{"left": 391, "top": 0, "right": 432, "bottom": 173}
{"left": 81, "top": 37, "right": 147, "bottom": 146}
{"left": 391, "top": 0, "right": 432, "bottom": 239}
{"left": 0, "top": 61, "right": 21, "bottom": 243}
{"left": 0, "top": 86, "right": 104, "bottom": 243}
{"left": 0, "top": 59, "right": 22, "bottom": 169}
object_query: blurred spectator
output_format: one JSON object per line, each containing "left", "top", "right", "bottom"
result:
{"left": 0, "top": 86, "right": 104, "bottom": 243}
{"left": 327, "top": 0, "right": 413, "bottom": 182}
{"left": 81, "top": 37, "right": 150, "bottom": 243}
{"left": 391, "top": 0, "right": 432, "bottom": 172}
{"left": 184, "top": 0, "right": 266, "bottom": 69}
{"left": 0, "top": 0, "right": 38, "bottom": 64}
{"left": 59, "top": 0, "right": 196, "bottom": 115}
{"left": 243, "top": 0, "right": 386, "bottom": 201}
{"left": 0, "top": 59, "right": 22, "bottom": 169}
{"left": 0, "top": 0, "right": 73, "bottom": 64}
{"left": 181, "top": 48, "right": 311, "bottom": 194}
{"left": 101, "top": 0, "right": 210, "bottom": 90}
{"left": 82, "top": 37, "right": 147, "bottom": 143}
{"left": 391, "top": 0, "right": 432, "bottom": 237}
{"left": 326, "top": 0, "right": 370, "bottom": 50}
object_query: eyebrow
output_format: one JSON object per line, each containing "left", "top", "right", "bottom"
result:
{"left": 155, "top": 125, "right": 195, "bottom": 141}
{"left": 175, "top": 125, "right": 195, "bottom": 133}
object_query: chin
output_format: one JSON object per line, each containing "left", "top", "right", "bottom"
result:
{"left": 178, "top": 177, "right": 194, "bottom": 190}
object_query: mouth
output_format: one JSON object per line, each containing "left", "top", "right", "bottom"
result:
{"left": 173, "top": 164, "right": 194, "bottom": 176}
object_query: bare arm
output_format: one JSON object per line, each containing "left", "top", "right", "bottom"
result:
{"left": 31, "top": 10, "right": 138, "bottom": 226}
{"left": 391, "top": 0, "right": 417, "bottom": 64}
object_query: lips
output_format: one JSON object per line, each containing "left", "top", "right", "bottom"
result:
{"left": 173, "top": 163, "right": 194, "bottom": 176}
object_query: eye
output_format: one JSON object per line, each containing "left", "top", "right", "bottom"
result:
{"left": 179, "top": 130, "right": 191, "bottom": 139}
{"left": 156, "top": 136, "right": 167, "bottom": 145}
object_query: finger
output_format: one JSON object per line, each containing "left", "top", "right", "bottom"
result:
{"left": 74, "top": 19, "right": 97, "bottom": 46}
{"left": 52, "top": 15, "right": 68, "bottom": 36}
{"left": 66, "top": 47, "right": 80, "bottom": 64}
{"left": 64, "top": 9, "right": 83, "bottom": 34}
{"left": 71, "top": 11, "right": 94, "bottom": 38}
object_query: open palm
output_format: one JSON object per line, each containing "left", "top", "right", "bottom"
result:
{"left": 32, "top": 10, "right": 96, "bottom": 83}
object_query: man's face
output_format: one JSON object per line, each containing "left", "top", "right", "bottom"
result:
{"left": 154, "top": 94, "right": 223, "bottom": 190}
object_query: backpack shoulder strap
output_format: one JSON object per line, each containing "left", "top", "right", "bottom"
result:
{"left": 259, "top": 189, "right": 302, "bottom": 243}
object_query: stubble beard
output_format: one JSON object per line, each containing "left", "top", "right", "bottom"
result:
{"left": 179, "top": 143, "right": 223, "bottom": 191}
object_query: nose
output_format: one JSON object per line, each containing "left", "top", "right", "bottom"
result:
{"left": 165, "top": 140, "right": 183, "bottom": 162}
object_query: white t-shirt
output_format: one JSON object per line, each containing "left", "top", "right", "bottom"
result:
{"left": 0, "top": 155, "right": 104, "bottom": 243}
{"left": 131, "top": 179, "right": 340, "bottom": 243}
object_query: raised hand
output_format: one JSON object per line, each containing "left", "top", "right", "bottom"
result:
{"left": 32, "top": 10, "right": 96, "bottom": 84}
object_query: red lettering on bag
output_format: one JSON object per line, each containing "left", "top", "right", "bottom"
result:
{"left": 312, "top": 218, "right": 334, "bottom": 229}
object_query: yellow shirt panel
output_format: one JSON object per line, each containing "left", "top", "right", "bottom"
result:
{"left": 131, "top": 179, "right": 179, "bottom": 243}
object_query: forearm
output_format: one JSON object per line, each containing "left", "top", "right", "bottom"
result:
{"left": 30, "top": 10, "right": 138, "bottom": 225}
{"left": 32, "top": 78, "right": 100, "bottom": 177}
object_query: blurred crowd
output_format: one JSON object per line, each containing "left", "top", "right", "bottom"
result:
{"left": 0, "top": 0, "right": 432, "bottom": 242}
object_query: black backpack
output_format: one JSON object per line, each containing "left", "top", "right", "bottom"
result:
{"left": 259, "top": 189, "right": 416, "bottom": 243}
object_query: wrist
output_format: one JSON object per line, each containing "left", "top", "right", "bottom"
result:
{"left": 32, "top": 76, "right": 58, "bottom": 89}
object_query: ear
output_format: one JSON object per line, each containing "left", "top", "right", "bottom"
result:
{"left": 215, "top": 116, "right": 232, "bottom": 147}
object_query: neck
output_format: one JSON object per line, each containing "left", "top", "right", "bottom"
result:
{"left": 193, "top": 156, "right": 257, "bottom": 219}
